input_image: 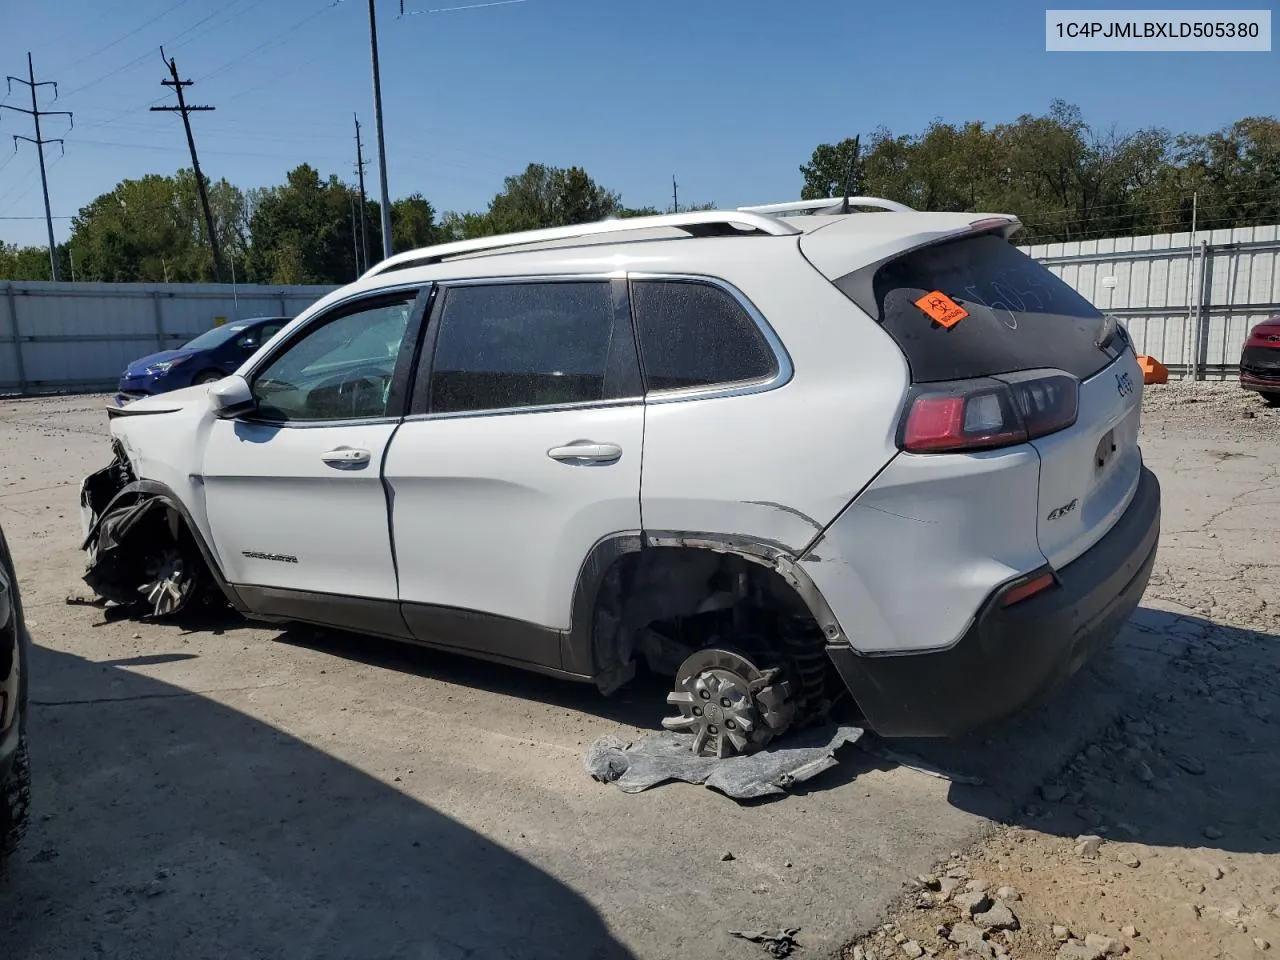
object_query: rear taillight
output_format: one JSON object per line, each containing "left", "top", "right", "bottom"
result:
{"left": 899, "top": 371, "right": 1079, "bottom": 454}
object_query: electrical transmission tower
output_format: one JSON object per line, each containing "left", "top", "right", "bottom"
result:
{"left": 354, "top": 114, "right": 370, "bottom": 272}
{"left": 2, "top": 53, "right": 72, "bottom": 281}
{"left": 151, "top": 48, "right": 224, "bottom": 281}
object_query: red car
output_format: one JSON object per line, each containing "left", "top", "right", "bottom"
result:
{"left": 1241, "top": 315, "right": 1280, "bottom": 405}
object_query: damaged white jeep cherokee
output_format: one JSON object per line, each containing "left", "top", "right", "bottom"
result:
{"left": 80, "top": 198, "right": 1161, "bottom": 755}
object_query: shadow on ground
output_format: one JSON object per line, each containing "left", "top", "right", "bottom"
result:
{"left": 0, "top": 644, "right": 636, "bottom": 960}
{"left": 920, "top": 609, "right": 1280, "bottom": 859}
{"left": 271, "top": 605, "right": 1279, "bottom": 861}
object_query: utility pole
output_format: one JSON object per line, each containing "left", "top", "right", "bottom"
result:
{"left": 2, "top": 53, "right": 72, "bottom": 281}
{"left": 350, "top": 194, "right": 361, "bottom": 277}
{"left": 354, "top": 114, "right": 370, "bottom": 271}
{"left": 151, "top": 48, "right": 224, "bottom": 281}
{"left": 671, "top": 175, "right": 679, "bottom": 214}
{"left": 367, "top": 0, "right": 393, "bottom": 260}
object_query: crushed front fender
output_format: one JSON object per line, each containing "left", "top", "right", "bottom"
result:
{"left": 79, "top": 445, "right": 210, "bottom": 618}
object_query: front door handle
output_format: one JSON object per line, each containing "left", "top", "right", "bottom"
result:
{"left": 322, "top": 447, "right": 372, "bottom": 468}
{"left": 547, "top": 441, "right": 622, "bottom": 464}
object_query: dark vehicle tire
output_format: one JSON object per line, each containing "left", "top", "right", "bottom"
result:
{"left": 1263, "top": 393, "right": 1280, "bottom": 407}
{"left": 0, "top": 734, "right": 31, "bottom": 859}
{"left": 193, "top": 370, "right": 225, "bottom": 385}
{"left": 0, "top": 527, "right": 30, "bottom": 862}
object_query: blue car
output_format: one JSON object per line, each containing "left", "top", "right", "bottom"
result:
{"left": 116, "top": 316, "right": 290, "bottom": 405}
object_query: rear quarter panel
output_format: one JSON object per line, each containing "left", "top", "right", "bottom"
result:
{"left": 635, "top": 242, "right": 910, "bottom": 552}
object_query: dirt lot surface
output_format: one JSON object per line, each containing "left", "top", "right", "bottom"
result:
{"left": 848, "top": 382, "right": 1280, "bottom": 960}
{"left": 0, "top": 381, "right": 1276, "bottom": 960}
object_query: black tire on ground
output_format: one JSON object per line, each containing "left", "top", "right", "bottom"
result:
{"left": 0, "top": 526, "right": 30, "bottom": 863}
{"left": 1263, "top": 392, "right": 1280, "bottom": 407}
{"left": 193, "top": 370, "right": 225, "bottom": 385}
{"left": 0, "top": 733, "right": 30, "bottom": 861}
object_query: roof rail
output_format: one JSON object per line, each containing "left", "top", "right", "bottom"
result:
{"left": 737, "top": 197, "right": 916, "bottom": 215}
{"left": 362, "top": 209, "right": 800, "bottom": 279}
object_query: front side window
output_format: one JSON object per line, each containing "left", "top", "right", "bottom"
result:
{"left": 251, "top": 297, "right": 414, "bottom": 422}
{"left": 630, "top": 280, "right": 779, "bottom": 392}
{"left": 428, "top": 282, "right": 617, "bottom": 414}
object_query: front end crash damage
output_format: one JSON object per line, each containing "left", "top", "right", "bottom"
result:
{"left": 80, "top": 443, "right": 211, "bottom": 617}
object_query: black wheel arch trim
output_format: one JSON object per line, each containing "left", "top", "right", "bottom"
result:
{"left": 564, "top": 530, "right": 845, "bottom": 689}
{"left": 86, "top": 479, "right": 248, "bottom": 612}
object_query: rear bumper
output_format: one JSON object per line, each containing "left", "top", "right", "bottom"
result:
{"left": 827, "top": 465, "right": 1161, "bottom": 738}
{"left": 1240, "top": 346, "right": 1280, "bottom": 393}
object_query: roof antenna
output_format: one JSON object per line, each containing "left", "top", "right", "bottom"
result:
{"left": 838, "top": 134, "right": 861, "bottom": 214}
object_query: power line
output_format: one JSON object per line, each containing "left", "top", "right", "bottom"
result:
{"left": 399, "top": 0, "right": 529, "bottom": 14}
{"left": 1, "top": 53, "right": 72, "bottom": 279}
{"left": 150, "top": 48, "right": 223, "bottom": 281}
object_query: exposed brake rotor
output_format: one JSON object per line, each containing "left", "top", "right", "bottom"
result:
{"left": 662, "top": 648, "right": 797, "bottom": 758}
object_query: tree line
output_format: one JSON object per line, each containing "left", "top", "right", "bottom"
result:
{"left": 2, "top": 102, "right": 1276, "bottom": 283}
{"left": 802, "top": 102, "right": 1279, "bottom": 243}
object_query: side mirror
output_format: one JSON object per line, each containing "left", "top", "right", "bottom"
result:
{"left": 208, "top": 374, "right": 256, "bottom": 418}
{"left": 237, "top": 336, "right": 257, "bottom": 350}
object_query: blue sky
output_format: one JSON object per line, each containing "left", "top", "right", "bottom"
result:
{"left": 1, "top": 0, "right": 1276, "bottom": 248}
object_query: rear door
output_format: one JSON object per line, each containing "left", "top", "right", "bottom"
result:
{"left": 384, "top": 278, "right": 644, "bottom": 668}
{"left": 830, "top": 229, "right": 1141, "bottom": 569}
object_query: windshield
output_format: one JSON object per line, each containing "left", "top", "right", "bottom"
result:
{"left": 182, "top": 324, "right": 251, "bottom": 351}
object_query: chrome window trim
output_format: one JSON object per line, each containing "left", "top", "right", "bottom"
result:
{"left": 403, "top": 396, "right": 644, "bottom": 423}
{"left": 626, "top": 272, "right": 794, "bottom": 404}
{"left": 432, "top": 272, "right": 626, "bottom": 287}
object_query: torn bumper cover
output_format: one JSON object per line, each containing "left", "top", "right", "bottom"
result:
{"left": 79, "top": 447, "right": 209, "bottom": 616}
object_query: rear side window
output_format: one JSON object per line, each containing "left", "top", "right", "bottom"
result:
{"left": 428, "top": 281, "right": 629, "bottom": 414}
{"left": 833, "top": 233, "right": 1120, "bottom": 383}
{"left": 630, "top": 280, "right": 778, "bottom": 392}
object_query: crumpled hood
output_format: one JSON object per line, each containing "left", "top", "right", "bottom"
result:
{"left": 112, "top": 383, "right": 213, "bottom": 416}
{"left": 124, "top": 349, "right": 196, "bottom": 377}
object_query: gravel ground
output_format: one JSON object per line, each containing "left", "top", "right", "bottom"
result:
{"left": 846, "top": 381, "right": 1280, "bottom": 960}
{"left": 0, "top": 382, "right": 1276, "bottom": 960}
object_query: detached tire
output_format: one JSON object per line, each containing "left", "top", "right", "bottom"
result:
{"left": 0, "top": 734, "right": 31, "bottom": 860}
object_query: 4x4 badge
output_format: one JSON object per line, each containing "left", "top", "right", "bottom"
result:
{"left": 1046, "top": 498, "right": 1079, "bottom": 521}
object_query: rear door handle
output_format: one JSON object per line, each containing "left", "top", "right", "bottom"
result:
{"left": 546, "top": 441, "right": 622, "bottom": 464}
{"left": 322, "top": 447, "right": 372, "bottom": 468}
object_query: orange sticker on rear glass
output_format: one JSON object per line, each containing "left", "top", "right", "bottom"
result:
{"left": 914, "top": 291, "right": 969, "bottom": 328}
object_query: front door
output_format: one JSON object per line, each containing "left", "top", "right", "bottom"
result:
{"left": 384, "top": 279, "right": 644, "bottom": 668}
{"left": 201, "top": 290, "right": 426, "bottom": 635}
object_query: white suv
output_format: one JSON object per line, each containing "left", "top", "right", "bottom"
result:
{"left": 80, "top": 198, "right": 1161, "bottom": 756}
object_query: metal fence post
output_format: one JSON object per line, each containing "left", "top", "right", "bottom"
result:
{"left": 152, "top": 290, "right": 166, "bottom": 353}
{"left": 279, "top": 290, "right": 288, "bottom": 316}
{"left": 4, "top": 282, "right": 27, "bottom": 394}
{"left": 1194, "top": 240, "right": 1213, "bottom": 381}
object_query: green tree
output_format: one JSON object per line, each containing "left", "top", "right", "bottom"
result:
{"left": 0, "top": 242, "right": 69, "bottom": 280}
{"left": 65, "top": 170, "right": 246, "bottom": 281}
{"left": 243, "top": 164, "right": 363, "bottom": 284}
{"left": 800, "top": 137, "right": 865, "bottom": 200}
{"left": 471, "top": 163, "right": 620, "bottom": 237}
{"left": 390, "top": 193, "right": 441, "bottom": 252}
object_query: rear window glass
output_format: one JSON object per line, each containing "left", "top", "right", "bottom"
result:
{"left": 630, "top": 280, "right": 778, "bottom": 392}
{"left": 833, "top": 233, "right": 1120, "bottom": 383}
